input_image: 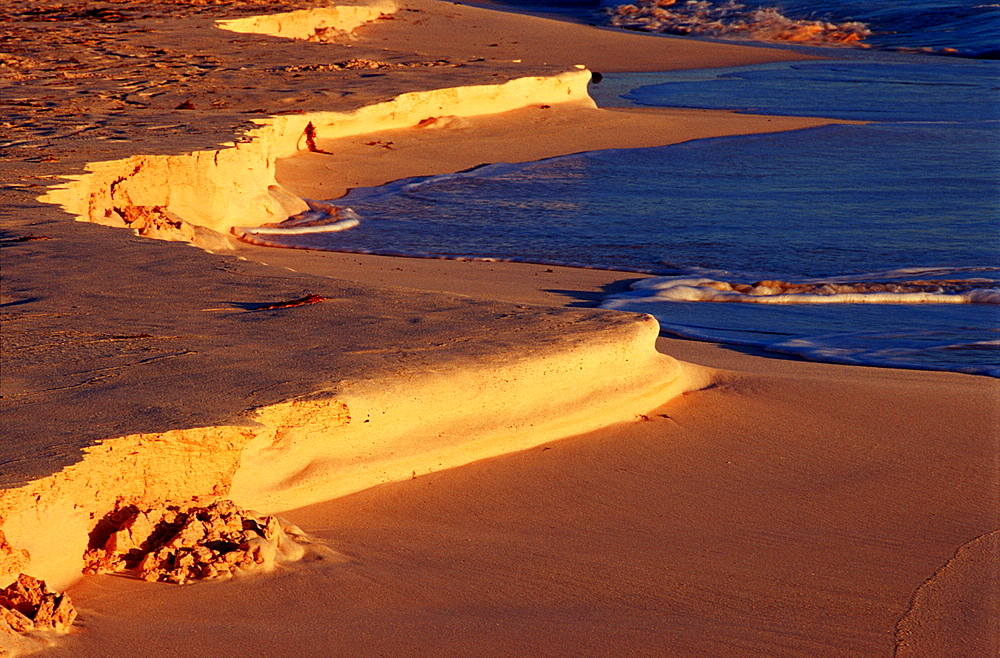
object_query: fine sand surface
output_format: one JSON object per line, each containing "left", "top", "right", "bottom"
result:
{"left": 1, "top": 0, "right": 996, "bottom": 656}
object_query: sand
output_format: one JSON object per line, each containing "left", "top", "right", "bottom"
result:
{"left": 0, "top": 0, "right": 996, "bottom": 655}
{"left": 47, "top": 360, "right": 1000, "bottom": 656}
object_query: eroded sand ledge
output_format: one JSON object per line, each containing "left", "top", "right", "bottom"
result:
{"left": 0, "top": 0, "right": 848, "bottom": 596}
{"left": 41, "top": 69, "right": 595, "bottom": 249}
{"left": 1, "top": 310, "right": 702, "bottom": 592}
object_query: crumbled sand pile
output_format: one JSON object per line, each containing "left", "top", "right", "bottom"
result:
{"left": 0, "top": 573, "right": 76, "bottom": 637}
{"left": 84, "top": 499, "right": 310, "bottom": 585}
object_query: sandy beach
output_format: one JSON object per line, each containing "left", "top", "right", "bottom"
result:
{"left": 1, "top": 0, "right": 997, "bottom": 655}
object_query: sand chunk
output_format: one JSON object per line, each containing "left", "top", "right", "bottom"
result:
{"left": 0, "top": 573, "right": 77, "bottom": 635}
{"left": 83, "top": 500, "right": 306, "bottom": 585}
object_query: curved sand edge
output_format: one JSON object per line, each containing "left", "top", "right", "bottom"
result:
{"left": 38, "top": 0, "right": 594, "bottom": 247}
{"left": 38, "top": 69, "right": 594, "bottom": 250}
{"left": 10, "top": 5, "right": 661, "bottom": 592}
{"left": 6, "top": 9, "right": 710, "bottom": 587}
{"left": 0, "top": 311, "right": 707, "bottom": 593}
{"left": 216, "top": 0, "right": 397, "bottom": 40}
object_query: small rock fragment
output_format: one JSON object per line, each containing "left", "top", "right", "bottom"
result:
{"left": 0, "top": 606, "right": 33, "bottom": 634}
{"left": 0, "top": 574, "right": 77, "bottom": 635}
{"left": 51, "top": 594, "right": 77, "bottom": 632}
{"left": 31, "top": 594, "right": 55, "bottom": 627}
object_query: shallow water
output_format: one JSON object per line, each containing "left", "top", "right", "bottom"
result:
{"left": 270, "top": 119, "right": 998, "bottom": 273}
{"left": 596, "top": 56, "right": 999, "bottom": 374}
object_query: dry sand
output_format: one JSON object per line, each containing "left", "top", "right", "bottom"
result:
{"left": 0, "top": 0, "right": 996, "bottom": 656}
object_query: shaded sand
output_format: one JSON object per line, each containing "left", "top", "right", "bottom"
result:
{"left": 1, "top": 0, "right": 997, "bottom": 656}
{"left": 895, "top": 530, "right": 1000, "bottom": 657}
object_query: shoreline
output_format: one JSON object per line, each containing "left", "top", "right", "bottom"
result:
{"left": 6, "top": 0, "right": 823, "bottom": 593}
{"left": 1, "top": 0, "right": 997, "bottom": 654}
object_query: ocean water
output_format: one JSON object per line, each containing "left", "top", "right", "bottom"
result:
{"left": 252, "top": 1, "right": 1000, "bottom": 376}
{"left": 484, "top": 0, "right": 1000, "bottom": 57}
{"left": 602, "top": 0, "right": 1000, "bottom": 57}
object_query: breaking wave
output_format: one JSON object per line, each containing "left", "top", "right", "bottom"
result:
{"left": 601, "top": 270, "right": 1000, "bottom": 376}
{"left": 606, "top": 0, "right": 871, "bottom": 46}
{"left": 604, "top": 275, "right": 1000, "bottom": 305}
{"left": 233, "top": 200, "right": 360, "bottom": 247}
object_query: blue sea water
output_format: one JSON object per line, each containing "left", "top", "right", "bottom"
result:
{"left": 489, "top": 0, "right": 1000, "bottom": 57}
{"left": 258, "top": 1, "right": 1000, "bottom": 375}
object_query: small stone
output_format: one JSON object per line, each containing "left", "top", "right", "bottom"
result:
{"left": 262, "top": 516, "right": 282, "bottom": 542}
{"left": 0, "top": 606, "right": 33, "bottom": 633}
{"left": 192, "top": 545, "right": 214, "bottom": 563}
{"left": 5, "top": 573, "right": 45, "bottom": 608}
{"left": 2, "top": 573, "right": 46, "bottom": 618}
{"left": 165, "top": 518, "right": 207, "bottom": 549}
{"left": 32, "top": 593, "right": 57, "bottom": 627}
{"left": 137, "top": 549, "right": 168, "bottom": 581}
{"left": 126, "top": 511, "right": 161, "bottom": 549}
{"left": 51, "top": 595, "right": 77, "bottom": 632}
{"left": 82, "top": 548, "right": 112, "bottom": 575}
{"left": 0, "top": 615, "right": 16, "bottom": 636}
{"left": 103, "top": 528, "right": 131, "bottom": 556}
{"left": 210, "top": 500, "right": 239, "bottom": 516}
{"left": 236, "top": 552, "right": 257, "bottom": 570}
{"left": 175, "top": 551, "right": 196, "bottom": 570}
{"left": 223, "top": 516, "right": 243, "bottom": 534}
{"left": 166, "top": 570, "right": 189, "bottom": 585}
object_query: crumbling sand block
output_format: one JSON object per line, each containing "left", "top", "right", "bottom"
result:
{"left": 83, "top": 500, "right": 307, "bottom": 585}
{"left": 0, "top": 573, "right": 77, "bottom": 636}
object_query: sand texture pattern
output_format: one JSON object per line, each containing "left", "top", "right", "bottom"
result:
{"left": 1, "top": 0, "right": 997, "bottom": 655}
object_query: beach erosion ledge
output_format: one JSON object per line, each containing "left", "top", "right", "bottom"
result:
{"left": 40, "top": 0, "right": 597, "bottom": 250}
{"left": 3, "top": 2, "right": 709, "bottom": 595}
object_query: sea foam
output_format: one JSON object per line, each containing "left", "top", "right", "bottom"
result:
{"left": 601, "top": 272, "right": 1000, "bottom": 375}
{"left": 607, "top": 0, "right": 870, "bottom": 46}
{"left": 233, "top": 201, "right": 361, "bottom": 245}
{"left": 604, "top": 275, "right": 1000, "bottom": 306}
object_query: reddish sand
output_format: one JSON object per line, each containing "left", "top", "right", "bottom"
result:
{"left": 1, "top": 1, "right": 995, "bottom": 656}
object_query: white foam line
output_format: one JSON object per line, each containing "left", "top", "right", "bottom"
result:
{"left": 236, "top": 219, "right": 360, "bottom": 235}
